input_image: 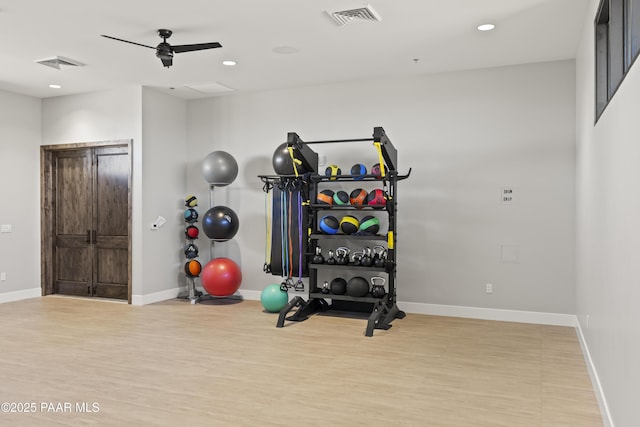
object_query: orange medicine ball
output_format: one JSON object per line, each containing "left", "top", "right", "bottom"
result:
{"left": 184, "top": 260, "right": 202, "bottom": 277}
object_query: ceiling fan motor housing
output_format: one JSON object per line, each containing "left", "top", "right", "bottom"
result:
{"left": 156, "top": 43, "right": 174, "bottom": 60}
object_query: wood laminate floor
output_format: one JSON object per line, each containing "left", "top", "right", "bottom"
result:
{"left": 0, "top": 296, "right": 602, "bottom": 426}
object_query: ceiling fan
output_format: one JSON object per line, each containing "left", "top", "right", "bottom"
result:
{"left": 101, "top": 29, "right": 222, "bottom": 68}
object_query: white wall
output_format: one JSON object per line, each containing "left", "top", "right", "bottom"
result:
{"left": 140, "top": 87, "right": 188, "bottom": 296}
{"left": 187, "top": 60, "right": 576, "bottom": 315}
{"left": 0, "top": 90, "right": 41, "bottom": 298}
{"left": 575, "top": 1, "right": 640, "bottom": 425}
{"left": 41, "top": 86, "right": 144, "bottom": 295}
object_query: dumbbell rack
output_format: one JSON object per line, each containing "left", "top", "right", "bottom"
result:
{"left": 269, "top": 127, "right": 411, "bottom": 337}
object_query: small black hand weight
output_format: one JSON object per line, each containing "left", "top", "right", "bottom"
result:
{"left": 312, "top": 246, "right": 325, "bottom": 264}
{"left": 326, "top": 249, "right": 337, "bottom": 265}
{"left": 371, "top": 276, "right": 386, "bottom": 298}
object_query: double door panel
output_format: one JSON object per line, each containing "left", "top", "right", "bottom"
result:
{"left": 54, "top": 146, "right": 129, "bottom": 299}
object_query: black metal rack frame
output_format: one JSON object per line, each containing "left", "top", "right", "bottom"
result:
{"left": 259, "top": 127, "right": 410, "bottom": 336}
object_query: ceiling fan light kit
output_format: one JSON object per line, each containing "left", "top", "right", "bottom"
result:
{"left": 101, "top": 29, "right": 222, "bottom": 68}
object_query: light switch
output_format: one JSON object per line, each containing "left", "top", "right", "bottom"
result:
{"left": 0, "top": 224, "right": 12, "bottom": 233}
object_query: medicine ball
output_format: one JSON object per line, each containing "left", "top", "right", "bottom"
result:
{"left": 340, "top": 215, "right": 360, "bottom": 235}
{"left": 185, "top": 225, "right": 199, "bottom": 240}
{"left": 359, "top": 215, "right": 380, "bottom": 234}
{"left": 184, "top": 208, "right": 199, "bottom": 223}
{"left": 319, "top": 215, "right": 340, "bottom": 234}
{"left": 185, "top": 195, "right": 198, "bottom": 208}
{"left": 184, "top": 260, "right": 202, "bottom": 277}
{"left": 202, "top": 206, "right": 240, "bottom": 242}
{"left": 325, "top": 164, "right": 341, "bottom": 180}
{"left": 350, "top": 163, "right": 367, "bottom": 180}
{"left": 333, "top": 190, "right": 349, "bottom": 206}
{"left": 371, "top": 163, "right": 383, "bottom": 178}
{"left": 184, "top": 243, "right": 199, "bottom": 259}
{"left": 330, "top": 277, "right": 347, "bottom": 295}
{"left": 347, "top": 276, "right": 370, "bottom": 297}
{"left": 317, "top": 189, "right": 334, "bottom": 205}
{"left": 368, "top": 189, "right": 387, "bottom": 208}
{"left": 349, "top": 188, "right": 368, "bottom": 208}
{"left": 273, "top": 142, "right": 307, "bottom": 175}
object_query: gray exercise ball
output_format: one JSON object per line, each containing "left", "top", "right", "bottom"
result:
{"left": 202, "top": 151, "right": 238, "bottom": 187}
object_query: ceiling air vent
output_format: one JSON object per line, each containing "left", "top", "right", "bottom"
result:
{"left": 35, "top": 56, "right": 85, "bottom": 70}
{"left": 327, "top": 4, "right": 382, "bottom": 26}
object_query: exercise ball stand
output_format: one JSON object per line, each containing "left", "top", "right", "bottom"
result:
{"left": 190, "top": 184, "right": 243, "bottom": 305}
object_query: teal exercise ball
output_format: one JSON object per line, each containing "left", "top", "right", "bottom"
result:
{"left": 260, "top": 284, "right": 288, "bottom": 313}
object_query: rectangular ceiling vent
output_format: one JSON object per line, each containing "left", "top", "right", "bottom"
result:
{"left": 185, "top": 82, "right": 235, "bottom": 95}
{"left": 327, "top": 4, "right": 382, "bottom": 26}
{"left": 35, "top": 56, "right": 85, "bottom": 70}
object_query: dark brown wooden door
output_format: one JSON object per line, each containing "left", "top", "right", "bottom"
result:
{"left": 53, "top": 149, "right": 93, "bottom": 296}
{"left": 92, "top": 146, "right": 129, "bottom": 299}
{"left": 52, "top": 145, "right": 129, "bottom": 300}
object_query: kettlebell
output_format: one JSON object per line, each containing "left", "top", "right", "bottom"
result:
{"left": 371, "top": 276, "right": 386, "bottom": 298}
{"left": 361, "top": 246, "right": 373, "bottom": 267}
{"left": 321, "top": 281, "right": 331, "bottom": 294}
{"left": 373, "top": 245, "right": 387, "bottom": 268}
{"left": 312, "top": 246, "right": 325, "bottom": 264}
{"left": 326, "top": 249, "right": 337, "bottom": 265}
{"left": 352, "top": 251, "right": 363, "bottom": 266}
{"left": 336, "top": 247, "right": 350, "bottom": 265}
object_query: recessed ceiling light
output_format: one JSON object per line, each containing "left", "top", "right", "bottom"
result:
{"left": 49, "top": 84, "right": 62, "bottom": 89}
{"left": 477, "top": 24, "right": 496, "bottom": 31}
{"left": 222, "top": 60, "right": 237, "bottom": 66}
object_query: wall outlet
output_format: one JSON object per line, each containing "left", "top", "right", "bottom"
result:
{"left": 485, "top": 283, "right": 493, "bottom": 294}
{"left": 0, "top": 272, "right": 6, "bottom": 281}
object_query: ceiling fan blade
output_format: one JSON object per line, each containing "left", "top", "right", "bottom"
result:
{"left": 160, "top": 57, "right": 173, "bottom": 68}
{"left": 101, "top": 35, "right": 155, "bottom": 50}
{"left": 172, "top": 42, "right": 222, "bottom": 53}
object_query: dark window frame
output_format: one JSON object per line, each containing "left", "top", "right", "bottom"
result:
{"left": 595, "top": 0, "right": 640, "bottom": 123}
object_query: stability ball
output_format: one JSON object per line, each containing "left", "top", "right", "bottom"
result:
{"left": 260, "top": 284, "right": 289, "bottom": 313}
{"left": 202, "top": 151, "right": 238, "bottom": 187}
{"left": 202, "top": 206, "right": 239, "bottom": 241}
{"left": 201, "top": 257, "right": 242, "bottom": 296}
{"left": 272, "top": 142, "right": 306, "bottom": 175}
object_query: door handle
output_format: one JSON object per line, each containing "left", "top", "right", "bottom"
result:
{"left": 86, "top": 230, "right": 91, "bottom": 243}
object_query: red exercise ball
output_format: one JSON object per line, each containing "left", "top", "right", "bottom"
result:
{"left": 201, "top": 257, "right": 243, "bottom": 296}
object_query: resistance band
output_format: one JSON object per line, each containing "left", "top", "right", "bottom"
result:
{"left": 287, "top": 146, "right": 303, "bottom": 177}
{"left": 263, "top": 180, "right": 273, "bottom": 273}
{"left": 373, "top": 141, "right": 386, "bottom": 178}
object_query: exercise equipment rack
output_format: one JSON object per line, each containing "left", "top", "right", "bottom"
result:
{"left": 260, "top": 127, "right": 410, "bottom": 336}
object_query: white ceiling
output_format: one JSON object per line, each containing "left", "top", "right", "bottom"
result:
{"left": 0, "top": 0, "right": 589, "bottom": 99}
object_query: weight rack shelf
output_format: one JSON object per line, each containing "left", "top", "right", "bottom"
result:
{"left": 309, "top": 264, "right": 389, "bottom": 273}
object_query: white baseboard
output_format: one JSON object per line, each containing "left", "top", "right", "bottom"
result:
{"left": 576, "top": 320, "right": 614, "bottom": 427}
{"left": 131, "top": 287, "right": 181, "bottom": 306}
{"left": 0, "top": 287, "right": 41, "bottom": 304}
{"left": 397, "top": 301, "right": 577, "bottom": 327}
{"left": 130, "top": 288, "right": 576, "bottom": 327}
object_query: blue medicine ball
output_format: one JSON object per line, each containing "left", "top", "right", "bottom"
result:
{"left": 350, "top": 163, "right": 367, "bottom": 180}
{"left": 319, "top": 215, "right": 340, "bottom": 234}
{"left": 184, "top": 208, "right": 199, "bottom": 223}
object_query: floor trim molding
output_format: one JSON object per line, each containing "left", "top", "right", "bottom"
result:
{"left": 131, "top": 287, "right": 181, "bottom": 306}
{"left": 0, "top": 288, "right": 41, "bottom": 304}
{"left": 576, "top": 320, "right": 614, "bottom": 427}
{"left": 398, "top": 301, "right": 576, "bottom": 327}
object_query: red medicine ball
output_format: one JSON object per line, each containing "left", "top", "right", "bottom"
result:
{"left": 185, "top": 225, "right": 199, "bottom": 239}
{"left": 368, "top": 189, "right": 387, "bottom": 208}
